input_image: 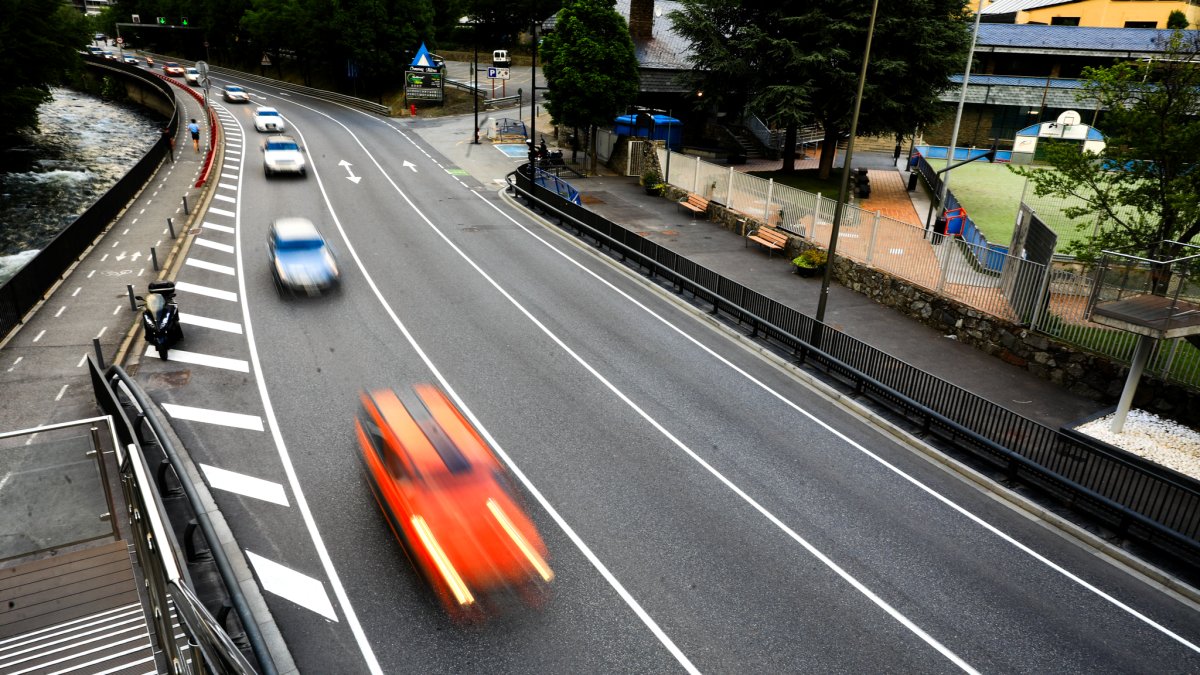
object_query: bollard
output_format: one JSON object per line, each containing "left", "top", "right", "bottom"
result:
{"left": 182, "top": 195, "right": 189, "bottom": 215}
{"left": 92, "top": 337, "right": 105, "bottom": 370}
{"left": 127, "top": 284, "right": 137, "bottom": 311}
{"left": 167, "top": 216, "right": 175, "bottom": 238}
{"left": 150, "top": 247, "right": 159, "bottom": 271}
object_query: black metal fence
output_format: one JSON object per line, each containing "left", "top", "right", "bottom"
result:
{"left": 0, "top": 59, "right": 176, "bottom": 343}
{"left": 512, "top": 168, "right": 1200, "bottom": 568}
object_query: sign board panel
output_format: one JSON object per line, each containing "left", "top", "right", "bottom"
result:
{"left": 405, "top": 65, "right": 444, "bottom": 102}
{"left": 489, "top": 67, "right": 510, "bottom": 80}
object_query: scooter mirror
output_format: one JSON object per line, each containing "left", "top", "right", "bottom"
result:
{"left": 135, "top": 295, "right": 144, "bottom": 301}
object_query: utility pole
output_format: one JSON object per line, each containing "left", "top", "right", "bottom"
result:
{"left": 472, "top": 19, "right": 480, "bottom": 144}
{"left": 528, "top": 18, "right": 538, "bottom": 168}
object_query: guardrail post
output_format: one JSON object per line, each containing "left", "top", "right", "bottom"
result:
{"left": 150, "top": 247, "right": 159, "bottom": 271}
{"left": 865, "top": 210, "right": 881, "bottom": 264}
{"left": 182, "top": 195, "right": 190, "bottom": 215}
{"left": 127, "top": 284, "right": 138, "bottom": 311}
{"left": 167, "top": 216, "right": 175, "bottom": 238}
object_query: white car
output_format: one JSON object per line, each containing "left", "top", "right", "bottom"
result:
{"left": 253, "top": 107, "right": 285, "bottom": 132}
{"left": 185, "top": 67, "right": 200, "bottom": 85}
{"left": 223, "top": 85, "right": 250, "bottom": 103}
{"left": 263, "top": 135, "right": 306, "bottom": 177}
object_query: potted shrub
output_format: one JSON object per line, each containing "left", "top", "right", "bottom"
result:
{"left": 642, "top": 168, "right": 665, "bottom": 196}
{"left": 791, "top": 248, "right": 828, "bottom": 277}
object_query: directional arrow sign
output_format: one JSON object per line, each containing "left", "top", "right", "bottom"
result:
{"left": 403, "top": 160, "right": 417, "bottom": 173}
{"left": 131, "top": 251, "right": 143, "bottom": 261}
{"left": 338, "top": 159, "right": 361, "bottom": 184}
{"left": 115, "top": 252, "right": 127, "bottom": 261}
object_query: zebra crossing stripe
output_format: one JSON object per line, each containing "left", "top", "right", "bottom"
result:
{"left": 199, "top": 463, "right": 288, "bottom": 506}
{"left": 174, "top": 280, "right": 237, "bottom": 301}
{"left": 161, "top": 402, "right": 263, "bottom": 430}
{"left": 245, "top": 551, "right": 338, "bottom": 621}
{"left": 143, "top": 345, "right": 249, "bottom": 372}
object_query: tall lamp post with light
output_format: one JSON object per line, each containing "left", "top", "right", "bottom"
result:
{"left": 472, "top": 17, "right": 481, "bottom": 144}
{"left": 815, "top": 0, "right": 880, "bottom": 329}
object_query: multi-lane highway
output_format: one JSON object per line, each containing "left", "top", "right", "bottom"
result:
{"left": 130, "top": 71, "right": 1200, "bottom": 673}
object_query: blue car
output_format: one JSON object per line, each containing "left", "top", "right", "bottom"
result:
{"left": 268, "top": 217, "right": 340, "bottom": 296}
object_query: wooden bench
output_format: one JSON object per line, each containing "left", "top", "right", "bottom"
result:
{"left": 678, "top": 193, "right": 709, "bottom": 218}
{"left": 746, "top": 226, "right": 788, "bottom": 257}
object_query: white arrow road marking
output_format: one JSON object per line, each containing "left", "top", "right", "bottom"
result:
{"left": 143, "top": 345, "right": 249, "bottom": 372}
{"left": 179, "top": 312, "right": 243, "bottom": 334}
{"left": 245, "top": 551, "right": 337, "bottom": 621}
{"left": 402, "top": 160, "right": 417, "bottom": 172}
{"left": 130, "top": 251, "right": 142, "bottom": 261}
{"left": 115, "top": 252, "right": 127, "bottom": 261}
{"left": 338, "top": 159, "right": 361, "bottom": 184}
{"left": 200, "top": 464, "right": 288, "bottom": 506}
{"left": 162, "top": 402, "right": 262, "bottom": 430}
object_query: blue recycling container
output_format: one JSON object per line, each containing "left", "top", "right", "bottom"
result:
{"left": 614, "top": 114, "right": 682, "bottom": 149}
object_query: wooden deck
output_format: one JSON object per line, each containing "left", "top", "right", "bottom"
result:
{"left": 1091, "top": 293, "right": 1200, "bottom": 339}
{"left": 0, "top": 541, "right": 159, "bottom": 673}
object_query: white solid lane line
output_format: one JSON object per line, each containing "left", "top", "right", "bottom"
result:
{"left": 245, "top": 551, "right": 337, "bottom": 621}
{"left": 200, "top": 464, "right": 288, "bottom": 506}
{"left": 178, "top": 312, "right": 242, "bottom": 334}
{"left": 143, "top": 345, "right": 249, "bottom": 372}
{"left": 186, "top": 258, "right": 236, "bottom": 276}
{"left": 174, "top": 280, "right": 238, "bottom": 302}
{"left": 225, "top": 112, "right": 383, "bottom": 673}
{"left": 162, "top": 402, "right": 262, "bottom": 430}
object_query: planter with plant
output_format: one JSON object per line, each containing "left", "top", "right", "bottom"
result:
{"left": 791, "top": 248, "right": 828, "bottom": 277}
{"left": 642, "top": 168, "right": 665, "bottom": 196}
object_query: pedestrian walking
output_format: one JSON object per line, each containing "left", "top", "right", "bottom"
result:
{"left": 893, "top": 142, "right": 902, "bottom": 167}
{"left": 188, "top": 118, "right": 200, "bottom": 152}
{"left": 162, "top": 126, "right": 175, "bottom": 162}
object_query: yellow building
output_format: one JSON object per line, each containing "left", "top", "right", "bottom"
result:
{"left": 981, "top": 0, "right": 1200, "bottom": 28}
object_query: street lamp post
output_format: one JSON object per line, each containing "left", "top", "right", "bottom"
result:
{"left": 528, "top": 19, "right": 538, "bottom": 168}
{"left": 929, "top": 0, "right": 986, "bottom": 228}
{"left": 473, "top": 19, "right": 480, "bottom": 144}
{"left": 815, "top": 0, "right": 880, "bottom": 327}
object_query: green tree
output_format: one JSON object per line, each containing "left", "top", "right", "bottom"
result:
{"left": 669, "top": 0, "right": 971, "bottom": 178}
{"left": 1167, "top": 10, "right": 1189, "bottom": 30}
{"left": 540, "top": 0, "right": 639, "bottom": 173}
{"left": 1010, "top": 30, "right": 1200, "bottom": 263}
{"left": 0, "top": 0, "right": 90, "bottom": 147}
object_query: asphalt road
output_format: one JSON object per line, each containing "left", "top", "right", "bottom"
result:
{"left": 126, "top": 71, "right": 1200, "bottom": 673}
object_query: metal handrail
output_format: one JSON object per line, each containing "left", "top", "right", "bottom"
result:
{"left": 94, "top": 359, "right": 277, "bottom": 674}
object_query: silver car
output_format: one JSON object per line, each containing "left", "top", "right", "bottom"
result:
{"left": 223, "top": 85, "right": 250, "bottom": 103}
{"left": 262, "top": 135, "right": 306, "bottom": 177}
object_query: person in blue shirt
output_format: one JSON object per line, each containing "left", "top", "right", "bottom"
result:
{"left": 188, "top": 119, "right": 200, "bottom": 152}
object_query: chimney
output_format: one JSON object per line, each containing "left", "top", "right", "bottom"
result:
{"left": 629, "top": 0, "right": 654, "bottom": 40}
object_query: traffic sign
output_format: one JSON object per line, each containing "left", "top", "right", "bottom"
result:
{"left": 488, "top": 67, "right": 510, "bottom": 80}
{"left": 116, "top": 37, "right": 123, "bottom": 45}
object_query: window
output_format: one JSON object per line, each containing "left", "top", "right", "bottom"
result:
{"left": 1124, "top": 21, "right": 1158, "bottom": 28}
{"left": 1050, "top": 16, "right": 1080, "bottom": 25}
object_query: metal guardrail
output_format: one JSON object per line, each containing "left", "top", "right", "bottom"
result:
{"left": 0, "top": 56, "right": 175, "bottom": 345}
{"left": 90, "top": 358, "right": 275, "bottom": 674}
{"left": 509, "top": 167, "right": 1200, "bottom": 569}
{"left": 168, "top": 58, "right": 391, "bottom": 116}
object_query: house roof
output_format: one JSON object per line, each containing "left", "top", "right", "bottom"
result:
{"left": 977, "top": 23, "right": 1177, "bottom": 54}
{"left": 980, "top": 0, "right": 1079, "bottom": 14}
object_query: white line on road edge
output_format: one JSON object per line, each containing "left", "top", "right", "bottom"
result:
{"left": 245, "top": 551, "right": 336, "bottom": 620}
{"left": 227, "top": 114, "right": 383, "bottom": 674}
{"left": 163, "top": 402, "right": 263, "bottom": 431}
{"left": 179, "top": 312, "right": 243, "bottom": 334}
{"left": 284, "top": 109, "right": 698, "bottom": 674}
{"left": 200, "top": 464, "right": 288, "bottom": 506}
{"left": 143, "top": 345, "right": 249, "bottom": 372}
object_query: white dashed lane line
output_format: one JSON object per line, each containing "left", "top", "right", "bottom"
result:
{"left": 162, "top": 402, "right": 262, "bottom": 430}
{"left": 199, "top": 464, "right": 289, "bottom": 506}
{"left": 245, "top": 551, "right": 338, "bottom": 621}
{"left": 193, "top": 238, "right": 235, "bottom": 254}
{"left": 202, "top": 222, "right": 235, "bottom": 234}
{"left": 142, "top": 345, "right": 249, "bottom": 372}
{"left": 174, "top": 281, "right": 238, "bottom": 302}
{"left": 208, "top": 207, "right": 236, "bottom": 218}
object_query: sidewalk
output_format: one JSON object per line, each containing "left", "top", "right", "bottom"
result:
{"left": 410, "top": 113, "right": 1100, "bottom": 430}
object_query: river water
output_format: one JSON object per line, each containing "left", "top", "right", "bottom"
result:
{"left": 0, "top": 88, "right": 159, "bottom": 284}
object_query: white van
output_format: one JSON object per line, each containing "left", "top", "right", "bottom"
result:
{"left": 492, "top": 49, "right": 510, "bottom": 67}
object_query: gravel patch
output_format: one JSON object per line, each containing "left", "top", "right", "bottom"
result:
{"left": 1075, "top": 409, "right": 1200, "bottom": 481}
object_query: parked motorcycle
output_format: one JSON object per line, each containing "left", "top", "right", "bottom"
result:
{"left": 137, "top": 280, "right": 183, "bottom": 360}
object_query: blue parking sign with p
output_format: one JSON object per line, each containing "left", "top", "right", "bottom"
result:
{"left": 487, "top": 67, "right": 498, "bottom": 79}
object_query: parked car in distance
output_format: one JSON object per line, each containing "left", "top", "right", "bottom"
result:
{"left": 253, "top": 107, "right": 285, "bottom": 132}
{"left": 185, "top": 67, "right": 200, "bottom": 84}
{"left": 262, "top": 135, "right": 306, "bottom": 177}
{"left": 355, "top": 384, "right": 553, "bottom": 620}
{"left": 223, "top": 85, "right": 250, "bottom": 103}
{"left": 267, "top": 217, "right": 339, "bottom": 296}
{"left": 163, "top": 62, "right": 184, "bottom": 76}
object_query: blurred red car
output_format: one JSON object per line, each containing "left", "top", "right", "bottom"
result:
{"left": 355, "top": 385, "right": 553, "bottom": 618}
{"left": 162, "top": 62, "right": 184, "bottom": 76}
